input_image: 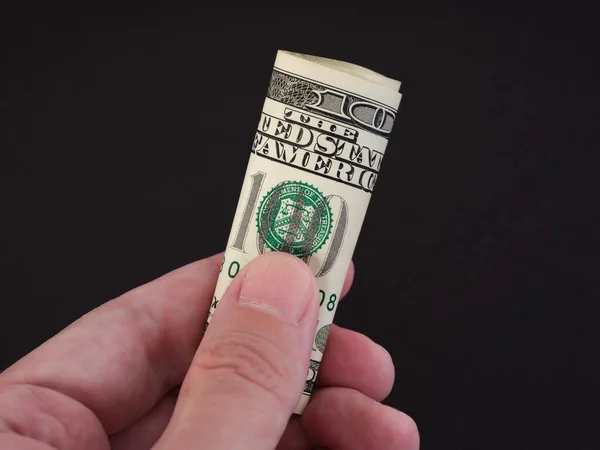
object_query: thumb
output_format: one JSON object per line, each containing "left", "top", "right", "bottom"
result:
{"left": 153, "top": 252, "right": 320, "bottom": 450}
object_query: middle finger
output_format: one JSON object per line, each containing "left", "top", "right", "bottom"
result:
{"left": 316, "top": 324, "right": 395, "bottom": 402}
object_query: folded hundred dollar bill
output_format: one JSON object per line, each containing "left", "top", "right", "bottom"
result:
{"left": 204, "top": 50, "right": 402, "bottom": 414}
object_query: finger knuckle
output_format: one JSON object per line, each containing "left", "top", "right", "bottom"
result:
{"left": 193, "top": 330, "right": 292, "bottom": 405}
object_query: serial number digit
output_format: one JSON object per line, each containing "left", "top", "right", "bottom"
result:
{"left": 327, "top": 294, "right": 337, "bottom": 312}
{"left": 228, "top": 260, "right": 240, "bottom": 278}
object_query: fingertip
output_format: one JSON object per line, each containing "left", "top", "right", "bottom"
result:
{"left": 373, "top": 342, "right": 395, "bottom": 401}
{"left": 238, "top": 252, "right": 318, "bottom": 325}
{"left": 207, "top": 251, "right": 225, "bottom": 274}
{"left": 340, "top": 260, "right": 355, "bottom": 299}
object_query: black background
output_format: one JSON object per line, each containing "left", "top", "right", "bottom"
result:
{"left": 1, "top": 8, "right": 597, "bottom": 450}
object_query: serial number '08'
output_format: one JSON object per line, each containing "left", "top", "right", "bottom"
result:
{"left": 230, "top": 171, "right": 349, "bottom": 279}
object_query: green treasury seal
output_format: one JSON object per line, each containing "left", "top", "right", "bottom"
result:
{"left": 256, "top": 181, "right": 333, "bottom": 257}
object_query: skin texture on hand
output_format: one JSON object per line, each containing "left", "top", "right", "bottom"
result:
{"left": 0, "top": 252, "right": 419, "bottom": 450}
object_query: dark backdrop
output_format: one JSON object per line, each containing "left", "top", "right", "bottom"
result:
{"left": 1, "top": 8, "right": 597, "bottom": 450}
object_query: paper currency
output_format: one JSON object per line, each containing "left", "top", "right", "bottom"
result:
{"left": 204, "top": 50, "right": 402, "bottom": 414}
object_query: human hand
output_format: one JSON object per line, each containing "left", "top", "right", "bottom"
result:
{"left": 0, "top": 252, "right": 419, "bottom": 449}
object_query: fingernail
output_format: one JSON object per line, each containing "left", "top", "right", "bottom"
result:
{"left": 239, "top": 253, "right": 312, "bottom": 324}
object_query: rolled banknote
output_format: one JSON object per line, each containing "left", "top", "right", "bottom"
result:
{"left": 204, "top": 50, "right": 402, "bottom": 414}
